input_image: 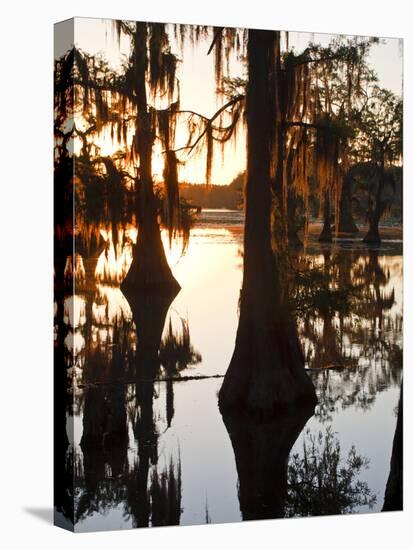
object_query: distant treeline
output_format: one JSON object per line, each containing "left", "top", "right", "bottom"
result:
{"left": 180, "top": 173, "right": 245, "bottom": 210}
{"left": 182, "top": 167, "right": 402, "bottom": 225}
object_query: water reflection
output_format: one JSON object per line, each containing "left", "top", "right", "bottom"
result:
{"left": 294, "top": 249, "right": 402, "bottom": 372}
{"left": 286, "top": 426, "right": 376, "bottom": 516}
{"left": 55, "top": 215, "right": 402, "bottom": 529}
{"left": 55, "top": 274, "right": 204, "bottom": 529}
{"left": 222, "top": 406, "right": 314, "bottom": 520}
{"left": 221, "top": 408, "right": 378, "bottom": 521}
{"left": 54, "top": 297, "right": 75, "bottom": 529}
{"left": 160, "top": 318, "right": 202, "bottom": 427}
{"left": 291, "top": 247, "right": 402, "bottom": 425}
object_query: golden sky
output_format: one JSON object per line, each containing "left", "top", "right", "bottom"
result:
{"left": 64, "top": 17, "right": 403, "bottom": 186}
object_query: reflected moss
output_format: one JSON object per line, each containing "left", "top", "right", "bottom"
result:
{"left": 68, "top": 287, "right": 199, "bottom": 528}
{"left": 290, "top": 249, "right": 402, "bottom": 420}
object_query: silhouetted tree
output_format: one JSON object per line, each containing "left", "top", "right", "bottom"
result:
{"left": 382, "top": 385, "right": 403, "bottom": 511}
{"left": 219, "top": 30, "right": 316, "bottom": 413}
{"left": 337, "top": 165, "right": 359, "bottom": 234}
{"left": 353, "top": 87, "right": 402, "bottom": 244}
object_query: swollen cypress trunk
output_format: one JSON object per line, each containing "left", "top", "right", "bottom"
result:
{"left": 122, "top": 201, "right": 180, "bottom": 292}
{"left": 219, "top": 29, "right": 316, "bottom": 415}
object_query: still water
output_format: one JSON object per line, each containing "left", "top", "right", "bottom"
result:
{"left": 56, "top": 210, "right": 402, "bottom": 531}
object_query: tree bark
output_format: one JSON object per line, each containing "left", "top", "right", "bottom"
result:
{"left": 287, "top": 194, "right": 303, "bottom": 248}
{"left": 121, "top": 203, "right": 180, "bottom": 293}
{"left": 363, "top": 215, "right": 381, "bottom": 244}
{"left": 363, "top": 160, "right": 386, "bottom": 245}
{"left": 218, "top": 30, "right": 317, "bottom": 416}
{"left": 318, "top": 190, "right": 332, "bottom": 243}
{"left": 337, "top": 171, "right": 359, "bottom": 234}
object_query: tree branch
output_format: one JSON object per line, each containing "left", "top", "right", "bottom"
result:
{"left": 207, "top": 27, "right": 223, "bottom": 55}
{"left": 166, "top": 94, "right": 245, "bottom": 155}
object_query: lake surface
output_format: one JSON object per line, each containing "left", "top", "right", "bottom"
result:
{"left": 55, "top": 209, "right": 403, "bottom": 531}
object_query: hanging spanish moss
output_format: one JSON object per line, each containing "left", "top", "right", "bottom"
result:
{"left": 272, "top": 37, "right": 376, "bottom": 247}
{"left": 54, "top": 23, "right": 203, "bottom": 285}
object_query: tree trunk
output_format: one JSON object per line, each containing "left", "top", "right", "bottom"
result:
{"left": 273, "top": 109, "right": 288, "bottom": 249}
{"left": 337, "top": 172, "right": 358, "bottom": 234}
{"left": 363, "top": 160, "right": 386, "bottom": 245}
{"left": 121, "top": 202, "right": 180, "bottom": 293}
{"left": 287, "top": 194, "right": 303, "bottom": 248}
{"left": 318, "top": 190, "right": 332, "bottom": 243}
{"left": 285, "top": 139, "right": 303, "bottom": 248}
{"left": 222, "top": 405, "right": 313, "bottom": 520}
{"left": 382, "top": 385, "right": 403, "bottom": 511}
{"left": 363, "top": 215, "right": 381, "bottom": 244}
{"left": 122, "top": 23, "right": 179, "bottom": 293}
{"left": 218, "top": 30, "right": 316, "bottom": 415}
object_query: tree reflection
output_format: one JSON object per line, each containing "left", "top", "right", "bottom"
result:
{"left": 310, "top": 358, "right": 402, "bottom": 424}
{"left": 70, "top": 287, "right": 199, "bottom": 528}
{"left": 121, "top": 289, "right": 180, "bottom": 527}
{"left": 224, "top": 407, "right": 376, "bottom": 520}
{"left": 221, "top": 246, "right": 399, "bottom": 522}
{"left": 147, "top": 458, "right": 182, "bottom": 527}
{"left": 292, "top": 249, "right": 402, "bottom": 421}
{"left": 57, "top": 242, "right": 401, "bottom": 528}
{"left": 286, "top": 427, "right": 376, "bottom": 516}
{"left": 160, "top": 318, "right": 202, "bottom": 427}
{"left": 294, "top": 249, "right": 401, "bottom": 369}
{"left": 222, "top": 405, "right": 314, "bottom": 521}
{"left": 54, "top": 293, "right": 75, "bottom": 529}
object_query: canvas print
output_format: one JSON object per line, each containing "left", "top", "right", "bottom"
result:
{"left": 54, "top": 17, "right": 403, "bottom": 532}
